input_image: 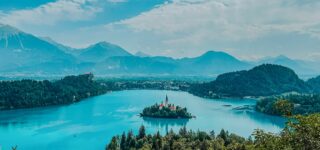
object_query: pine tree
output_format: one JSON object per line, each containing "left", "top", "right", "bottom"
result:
{"left": 138, "top": 125, "right": 146, "bottom": 139}
{"left": 179, "top": 126, "right": 187, "bottom": 136}
{"left": 210, "top": 130, "right": 215, "bottom": 139}
{"left": 218, "top": 129, "right": 228, "bottom": 145}
{"left": 107, "top": 136, "right": 118, "bottom": 150}
{"left": 126, "top": 130, "right": 134, "bottom": 148}
{"left": 120, "top": 132, "right": 126, "bottom": 150}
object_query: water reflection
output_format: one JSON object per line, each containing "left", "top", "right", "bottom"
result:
{"left": 0, "top": 106, "right": 60, "bottom": 127}
{"left": 142, "top": 117, "right": 189, "bottom": 133}
{"left": 232, "top": 110, "right": 287, "bottom": 128}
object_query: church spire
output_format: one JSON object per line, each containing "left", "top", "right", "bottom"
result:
{"left": 165, "top": 95, "right": 168, "bottom": 106}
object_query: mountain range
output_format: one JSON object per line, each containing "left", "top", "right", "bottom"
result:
{"left": 0, "top": 24, "right": 319, "bottom": 77}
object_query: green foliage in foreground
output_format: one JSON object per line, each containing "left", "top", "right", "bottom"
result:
{"left": 256, "top": 94, "right": 320, "bottom": 116}
{"left": 141, "top": 104, "right": 192, "bottom": 119}
{"left": 107, "top": 113, "right": 320, "bottom": 150}
{"left": 0, "top": 74, "right": 107, "bottom": 110}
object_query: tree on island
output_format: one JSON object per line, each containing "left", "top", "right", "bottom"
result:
{"left": 140, "top": 95, "right": 192, "bottom": 118}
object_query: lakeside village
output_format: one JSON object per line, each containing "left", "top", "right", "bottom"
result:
{"left": 140, "top": 95, "right": 194, "bottom": 119}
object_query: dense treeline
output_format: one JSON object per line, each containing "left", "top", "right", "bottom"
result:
{"left": 256, "top": 94, "right": 320, "bottom": 116}
{"left": 190, "top": 64, "right": 311, "bottom": 98}
{"left": 107, "top": 113, "right": 320, "bottom": 150}
{"left": 99, "top": 80, "right": 192, "bottom": 92}
{"left": 141, "top": 104, "right": 192, "bottom": 118}
{"left": 0, "top": 74, "right": 107, "bottom": 110}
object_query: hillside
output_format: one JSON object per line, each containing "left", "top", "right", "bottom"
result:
{"left": 0, "top": 24, "right": 77, "bottom": 73}
{"left": 94, "top": 56, "right": 178, "bottom": 75}
{"left": 0, "top": 24, "right": 253, "bottom": 76}
{"left": 78, "top": 41, "right": 132, "bottom": 62}
{"left": 0, "top": 74, "right": 107, "bottom": 110}
{"left": 190, "top": 64, "right": 310, "bottom": 97}
{"left": 90, "top": 51, "right": 251, "bottom": 75}
{"left": 307, "top": 75, "right": 320, "bottom": 93}
{"left": 177, "top": 51, "right": 251, "bottom": 75}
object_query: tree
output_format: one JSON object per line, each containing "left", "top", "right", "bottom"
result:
{"left": 126, "top": 130, "right": 134, "bottom": 148}
{"left": 138, "top": 125, "right": 146, "bottom": 139}
{"left": 152, "top": 136, "right": 160, "bottom": 150}
{"left": 120, "top": 132, "right": 126, "bottom": 150}
{"left": 179, "top": 126, "right": 187, "bottom": 136}
{"left": 282, "top": 114, "right": 320, "bottom": 150}
{"left": 106, "top": 136, "right": 118, "bottom": 150}
{"left": 273, "top": 99, "right": 294, "bottom": 116}
{"left": 218, "top": 129, "right": 227, "bottom": 143}
{"left": 210, "top": 130, "right": 215, "bottom": 139}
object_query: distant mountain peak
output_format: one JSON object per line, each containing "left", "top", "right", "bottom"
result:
{"left": 200, "top": 50, "right": 232, "bottom": 57}
{"left": 275, "top": 55, "right": 291, "bottom": 60}
{"left": 92, "top": 41, "right": 115, "bottom": 47}
{"left": 202, "top": 50, "right": 223, "bottom": 55}
{"left": 197, "top": 50, "right": 239, "bottom": 61}
{"left": 78, "top": 41, "right": 132, "bottom": 62}
{"left": 0, "top": 24, "right": 23, "bottom": 38}
{"left": 260, "top": 55, "right": 292, "bottom": 62}
{"left": 87, "top": 41, "right": 130, "bottom": 53}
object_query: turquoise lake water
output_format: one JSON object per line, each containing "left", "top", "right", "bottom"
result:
{"left": 0, "top": 90, "right": 286, "bottom": 150}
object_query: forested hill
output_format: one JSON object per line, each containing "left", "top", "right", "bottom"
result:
{"left": 190, "top": 64, "right": 311, "bottom": 97}
{"left": 307, "top": 75, "right": 320, "bottom": 93}
{"left": 0, "top": 74, "right": 107, "bottom": 110}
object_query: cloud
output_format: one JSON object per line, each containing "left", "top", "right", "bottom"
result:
{"left": 1, "top": 0, "right": 319, "bottom": 60}
{"left": 0, "top": 0, "right": 101, "bottom": 26}
{"left": 117, "top": 0, "right": 320, "bottom": 44}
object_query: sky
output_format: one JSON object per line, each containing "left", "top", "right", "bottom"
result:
{"left": 0, "top": 0, "right": 320, "bottom": 60}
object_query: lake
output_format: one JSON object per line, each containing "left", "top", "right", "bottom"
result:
{"left": 0, "top": 90, "right": 286, "bottom": 150}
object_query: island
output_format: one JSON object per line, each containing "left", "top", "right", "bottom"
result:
{"left": 140, "top": 95, "right": 193, "bottom": 119}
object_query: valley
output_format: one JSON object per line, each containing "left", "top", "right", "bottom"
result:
{"left": 0, "top": 21, "right": 320, "bottom": 150}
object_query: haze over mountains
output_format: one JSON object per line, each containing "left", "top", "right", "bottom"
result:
{"left": 0, "top": 24, "right": 319, "bottom": 77}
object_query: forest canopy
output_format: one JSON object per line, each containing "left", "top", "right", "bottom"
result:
{"left": 0, "top": 73, "right": 107, "bottom": 110}
{"left": 256, "top": 94, "right": 320, "bottom": 116}
{"left": 107, "top": 113, "right": 320, "bottom": 150}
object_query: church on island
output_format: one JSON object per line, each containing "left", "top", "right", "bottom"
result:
{"left": 140, "top": 95, "right": 193, "bottom": 119}
{"left": 159, "top": 95, "right": 176, "bottom": 111}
